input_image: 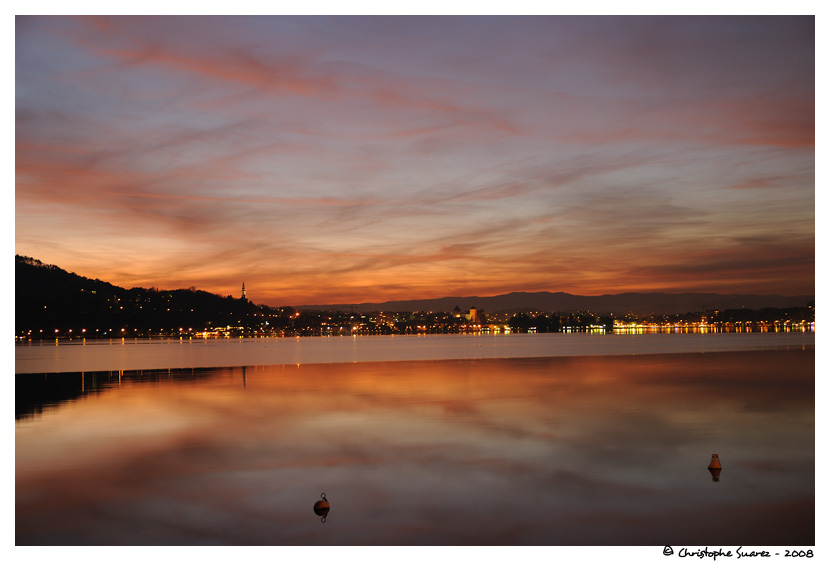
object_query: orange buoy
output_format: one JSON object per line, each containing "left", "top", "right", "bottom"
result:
{"left": 313, "top": 493, "right": 330, "bottom": 522}
{"left": 708, "top": 454, "right": 722, "bottom": 482}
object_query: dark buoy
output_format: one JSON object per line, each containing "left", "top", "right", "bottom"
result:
{"left": 708, "top": 454, "right": 722, "bottom": 482}
{"left": 313, "top": 493, "right": 330, "bottom": 522}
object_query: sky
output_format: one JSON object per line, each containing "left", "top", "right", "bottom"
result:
{"left": 14, "top": 15, "right": 815, "bottom": 306}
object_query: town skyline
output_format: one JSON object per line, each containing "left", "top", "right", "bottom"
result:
{"left": 15, "top": 16, "right": 814, "bottom": 306}
{"left": 16, "top": 254, "right": 814, "bottom": 341}
{"left": 17, "top": 253, "right": 813, "bottom": 310}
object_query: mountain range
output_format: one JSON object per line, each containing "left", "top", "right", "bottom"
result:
{"left": 297, "top": 291, "right": 813, "bottom": 316}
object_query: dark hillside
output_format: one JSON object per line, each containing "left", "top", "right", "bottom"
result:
{"left": 15, "top": 255, "right": 260, "bottom": 337}
{"left": 16, "top": 256, "right": 127, "bottom": 333}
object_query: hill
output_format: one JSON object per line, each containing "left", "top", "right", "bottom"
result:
{"left": 15, "top": 255, "right": 260, "bottom": 336}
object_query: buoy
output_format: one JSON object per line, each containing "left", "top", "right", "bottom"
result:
{"left": 313, "top": 493, "right": 330, "bottom": 522}
{"left": 708, "top": 454, "right": 722, "bottom": 482}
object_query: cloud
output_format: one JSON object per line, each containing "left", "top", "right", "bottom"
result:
{"left": 15, "top": 16, "right": 814, "bottom": 303}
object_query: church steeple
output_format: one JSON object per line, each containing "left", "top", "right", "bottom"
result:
{"left": 241, "top": 282, "right": 247, "bottom": 301}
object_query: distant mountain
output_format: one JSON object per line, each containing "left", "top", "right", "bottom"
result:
{"left": 297, "top": 291, "right": 814, "bottom": 316}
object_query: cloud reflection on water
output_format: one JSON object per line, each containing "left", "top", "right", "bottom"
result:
{"left": 15, "top": 350, "right": 813, "bottom": 545}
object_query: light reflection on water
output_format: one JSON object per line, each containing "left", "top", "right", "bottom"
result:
{"left": 14, "top": 330, "right": 816, "bottom": 374}
{"left": 15, "top": 349, "right": 813, "bottom": 545}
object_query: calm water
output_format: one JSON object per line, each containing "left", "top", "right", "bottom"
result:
{"left": 14, "top": 331, "right": 815, "bottom": 374}
{"left": 15, "top": 334, "right": 814, "bottom": 546}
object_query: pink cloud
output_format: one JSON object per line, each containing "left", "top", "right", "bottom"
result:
{"left": 15, "top": 16, "right": 814, "bottom": 304}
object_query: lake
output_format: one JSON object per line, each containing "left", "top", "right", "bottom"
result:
{"left": 15, "top": 333, "right": 815, "bottom": 546}
{"left": 14, "top": 330, "right": 815, "bottom": 374}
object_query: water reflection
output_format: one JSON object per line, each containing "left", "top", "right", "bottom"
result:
{"left": 15, "top": 331, "right": 816, "bottom": 375}
{"left": 16, "top": 350, "right": 813, "bottom": 545}
{"left": 15, "top": 368, "right": 222, "bottom": 420}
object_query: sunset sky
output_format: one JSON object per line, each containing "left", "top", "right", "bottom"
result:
{"left": 15, "top": 15, "right": 815, "bottom": 306}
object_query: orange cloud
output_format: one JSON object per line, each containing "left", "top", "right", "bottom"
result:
{"left": 15, "top": 16, "right": 814, "bottom": 304}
